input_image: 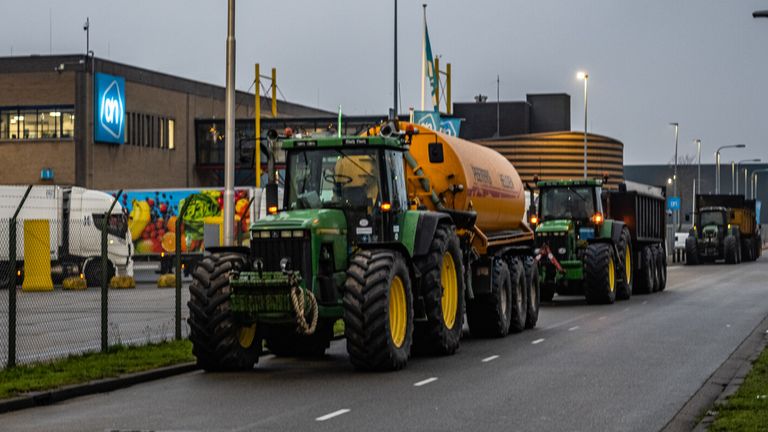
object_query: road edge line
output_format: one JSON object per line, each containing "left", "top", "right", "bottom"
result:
{"left": 0, "top": 362, "right": 199, "bottom": 415}
{"left": 661, "top": 313, "right": 768, "bottom": 432}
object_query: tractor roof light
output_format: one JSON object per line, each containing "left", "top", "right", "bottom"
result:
{"left": 268, "top": 205, "right": 278, "bottom": 215}
{"left": 529, "top": 214, "right": 539, "bottom": 225}
{"left": 591, "top": 212, "right": 604, "bottom": 225}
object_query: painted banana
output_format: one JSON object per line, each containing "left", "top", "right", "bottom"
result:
{"left": 128, "top": 200, "right": 151, "bottom": 241}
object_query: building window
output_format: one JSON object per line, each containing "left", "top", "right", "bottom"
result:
{"left": 0, "top": 106, "right": 74, "bottom": 140}
{"left": 124, "top": 112, "right": 175, "bottom": 150}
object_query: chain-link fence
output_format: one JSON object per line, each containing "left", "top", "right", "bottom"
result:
{"left": 0, "top": 185, "right": 193, "bottom": 369}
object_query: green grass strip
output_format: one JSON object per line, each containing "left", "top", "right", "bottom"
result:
{"left": 710, "top": 345, "right": 768, "bottom": 431}
{"left": 0, "top": 340, "right": 193, "bottom": 400}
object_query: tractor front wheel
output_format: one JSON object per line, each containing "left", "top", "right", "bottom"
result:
{"left": 343, "top": 249, "right": 413, "bottom": 371}
{"left": 584, "top": 243, "right": 617, "bottom": 305}
{"left": 188, "top": 252, "right": 260, "bottom": 371}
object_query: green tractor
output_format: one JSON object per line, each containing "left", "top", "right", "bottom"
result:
{"left": 530, "top": 179, "right": 667, "bottom": 304}
{"left": 187, "top": 132, "right": 470, "bottom": 371}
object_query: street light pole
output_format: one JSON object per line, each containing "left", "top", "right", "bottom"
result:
{"left": 731, "top": 161, "right": 736, "bottom": 194}
{"left": 695, "top": 139, "right": 701, "bottom": 194}
{"left": 669, "top": 123, "right": 679, "bottom": 229}
{"left": 737, "top": 159, "right": 761, "bottom": 197}
{"left": 715, "top": 144, "right": 746, "bottom": 193}
{"left": 393, "top": 0, "right": 398, "bottom": 118}
{"left": 577, "top": 71, "right": 589, "bottom": 178}
{"left": 223, "top": 0, "right": 236, "bottom": 246}
{"left": 752, "top": 169, "right": 768, "bottom": 199}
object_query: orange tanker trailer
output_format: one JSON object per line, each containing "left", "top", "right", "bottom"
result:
{"left": 373, "top": 121, "right": 539, "bottom": 338}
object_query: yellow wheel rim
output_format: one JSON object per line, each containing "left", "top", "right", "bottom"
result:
{"left": 440, "top": 252, "right": 459, "bottom": 330}
{"left": 625, "top": 245, "right": 632, "bottom": 284}
{"left": 238, "top": 324, "right": 257, "bottom": 349}
{"left": 389, "top": 275, "right": 407, "bottom": 348}
{"left": 608, "top": 255, "right": 615, "bottom": 292}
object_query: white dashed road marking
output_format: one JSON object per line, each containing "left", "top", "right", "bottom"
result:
{"left": 532, "top": 338, "right": 545, "bottom": 345}
{"left": 642, "top": 301, "right": 648, "bottom": 305}
{"left": 599, "top": 316, "right": 607, "bottom": 320}
{"left": 316, "top": 409, "right": 351, "bottom": 421}
{"left": 568, "top": 326, "right": 580, "bottom": 331}
{"left": 414, "top": 377, "right": 438, "bottom": 387}
{"left": 482, "top": 355, "right": 499, "bottom": 363}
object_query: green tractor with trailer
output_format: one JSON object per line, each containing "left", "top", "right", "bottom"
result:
{"left": 530, "top": 179, "right": 667, "bottom": 304}
{"left": 187, "top": 122, "right": 539, "bottom": 372}
{"left": 685, "top": 194, "right": 761, "bottom": 264}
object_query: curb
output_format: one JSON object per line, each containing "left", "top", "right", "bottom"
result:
{"left": 661, "top": 314, "right": 768, "bottom": 432}
{"left": 0, "top": 362, "right": 198, "bottom": 415}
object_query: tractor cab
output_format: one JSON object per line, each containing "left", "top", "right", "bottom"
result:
{"left": 693, "top": 206, "right": 728, "bottom": 248}
{"left": 533, "top": 179, "right": 605, "bottom": 242}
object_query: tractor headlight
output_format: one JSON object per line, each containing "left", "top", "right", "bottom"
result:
{"left": 280, "top": 257, "right": 292, "bottom": 273}
{"left": 558, "top": 247, "right": 567, "bottom": 255}
{"left": 534, "top": 248, "right": 541, "bottom": 255}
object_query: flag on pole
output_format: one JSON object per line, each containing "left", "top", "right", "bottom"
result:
{"left": 424, "top": 21, "right": 439, "bottom": 112}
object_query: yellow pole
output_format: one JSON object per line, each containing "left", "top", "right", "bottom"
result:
{"left": 271, "top": 67, "right": 277, "bottom": 118}
{"left": 255, "top": 63, "right": 261, "bottom": 188}
{"left": 446, "top": 63, "right": 452, "bottom": 115}
{"left": 434, "top": 57, "right": 440, "bottom": 112}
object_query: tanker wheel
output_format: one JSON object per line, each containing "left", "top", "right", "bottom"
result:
{"left": 187, "top": 252, "right": 261, "bottom": 371}
{"left": 265, "top": 319, "right": 334, "bottom": 357}
{"left": 584, "top": 243, "right": 616, "bottom": 305}
{"left": 634, "top": 247, "right": 656, "bottom": 294}
{"left": 508, "top": 258, "right": 527, "bottom": 334}
{"left": 685, "top": 237, "right": 699, "bottom": 265}
{"left": 724, "top": 236, "right": 738, "bottom": 264}
{"left": 343, "top": 249, "right": 413, "bottom": 371}
{"left": 654, "top": 245, "right": 667, "bottom": 291}
{"left": 413, "top": 224, "right": 465, "bottom": 356}
{"left": 523, "top": 256, "right": 540, "bottom": 329}
{"left": 467, "top": 259, "right": 512, "bottom": 338}
{"left": 615, "top": 229, "right": 633, "bottom": 300}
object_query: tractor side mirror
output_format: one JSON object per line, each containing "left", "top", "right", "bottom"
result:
{"left": 266, "top": 183, "right": 279, "bottom": 215}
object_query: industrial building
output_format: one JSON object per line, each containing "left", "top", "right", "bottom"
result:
{"left": 0, "top": 54, "right": 328, "bottom": 189}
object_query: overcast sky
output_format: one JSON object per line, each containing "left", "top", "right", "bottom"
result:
{"left": 2, "top": 0, "right": 767, "bottom": 165}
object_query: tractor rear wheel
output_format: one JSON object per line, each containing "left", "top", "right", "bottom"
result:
{"left": 616, "top": 229, "right": 633, "bottom": 300}
{"left": 188, "top": 252, "right": 260, "bottom": 371}
{"left": 685, "top": 236, "right": 699, "bottom": 265}
{"left": 523, "top": 257, "right": 540, "bottom": 329}
{"left": 343, "top": 249, "right": 413, "bottom": 371}
{"left": 467, "top": 259, "right": 512, "bottom": 338}
{"left": 413, "top": 224, "right": 465, "bottom": 356}
{"left": 584, "top": 243, "right": 617, "bottom": 305}
{"left": 265, "top": 319, "right": 334, "bottom": 357}
{"left": 724, "top": 236, "right": 738, "bottom": 264}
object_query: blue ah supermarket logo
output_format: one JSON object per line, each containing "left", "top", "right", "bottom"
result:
{"left": 94, "top": 73, "right": 125, "bottom": 144}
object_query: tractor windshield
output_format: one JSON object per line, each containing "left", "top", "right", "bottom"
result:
{"left": 539, "top": 186, "right": 596, "bottom": 221}
{"left": 287, "top": 148, "right": 382, "bottom": 210}
{"left": 700, "top": 210, "right": 725, "bottom": 226}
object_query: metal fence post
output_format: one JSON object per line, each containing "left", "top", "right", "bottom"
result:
{"left": 175, "top": 199, "right": 193, "bottom": 341}
{"left": 101, "top": 190, "right": 122, "bottom": 352}
{"left": 8, "top": 185, "right": 33, "bottom": 368}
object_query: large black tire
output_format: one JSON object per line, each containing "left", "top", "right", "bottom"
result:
{"left": 654, "top": 245, "right": 667, "bottom": 291}
{"left": 187, "top": 253, "right": 260, "bottom": 371}
{"left": 635, "top": 247, "right": 656, "bottom": 294}
{"left": 413, "top": 225, "right": 465, "bottom": 356}
{"left": 467, "top": 259, "right": 512, "bottom": 338}
{"left": 84, "top": 258, "right": 115, "bottom": 287}
{"left": 616, "top": 229, "right": 633, "bottom": 300}
{"left": 344, "top": 249, "right": 413, "bottom": 371}
{"left": 507, "top": 258, "right": 527, "bottom": 334}
{"left": 584, "top": 243, "right": 617, "bottom": 305}
{"left": 724, "top": 236, "right": 738, "bottom": 264}
{"left": 523, "top": 257, "right": 540, "bottom": 329}
{"left": 265, "top": 319, "right": 334, "bottom": 357}
{"left": 685, "top": 236, "right": 699, "bottom": 265}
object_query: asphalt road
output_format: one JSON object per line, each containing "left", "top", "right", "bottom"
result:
{"left": 2, "top": 257, "right": 767, "bottom": 432}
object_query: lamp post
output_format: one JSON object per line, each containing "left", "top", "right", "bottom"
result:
{"left": 715, "top": 144, "right": 746, "bottom": 193}
{"left": 754, "top": 10, "right": 768, "bottom": 18}
{"left": 577, "top": 71, "right": 588, "bottom": 178}
{"left": 222, "top": 0, "right": 236, "bottom": 246}
{"left": 736, "top": 159, "right": 761, "bottom": 196}
{"left": 752, "top": 169, "right": 768, "bottom": 199}
{"left": 695, "top": 139, "right": 701, "bottom": 194}
{"left": 669, "top": 123, "right": 679, "bottom": 228}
